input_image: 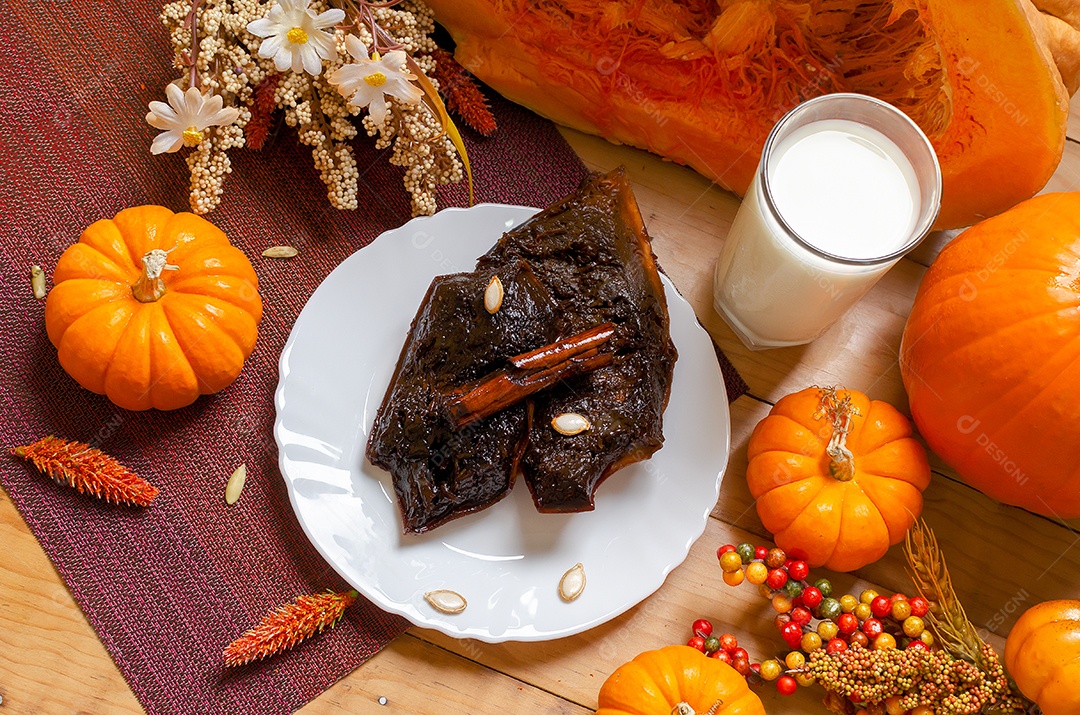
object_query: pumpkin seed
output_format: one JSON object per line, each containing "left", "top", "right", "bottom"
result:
{"left": 424, "top": 589, "right": 467, "bottom": 614}
{"left": 484, "top": 275, "right": 503, "bottom": 314}
{"left": 262, "top": 246, "right": 298, "bottom": 258}
{"left": 551, "top": 413, "right": 590, "bottom": 436}
{"left": 31, "top": 265, "right": 46, "bottom": 299}
{"left": 225, "top": 464, "right": 246, "bottom": 505}
{"left": 559, "top": 562, "right": 586, "bottom": 602}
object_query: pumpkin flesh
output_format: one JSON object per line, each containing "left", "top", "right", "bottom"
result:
{"left": 900, "top": 192, "right": 1080, "bottom": 517}
{"left": 46, "top": 206, "right": 262, "bottom": 411}
{"left": 747, "top": 389, "right": 930, "bottom": 572}
{"left": 428, "top": 0, "right": 1073, "bottom": 229}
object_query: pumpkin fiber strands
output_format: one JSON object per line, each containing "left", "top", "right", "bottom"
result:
{"left": 10, "top": 436, "right": 159, "bottom": 507}
{"left": 427, "top": 0, "right": 1080, "bottom": 229}
{"left": 223, "top": 590, "right": 359, "bottom": 667}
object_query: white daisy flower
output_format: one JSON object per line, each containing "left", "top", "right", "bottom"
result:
{"left": 328, "top": 36, "right": 424, "bottom": 126}
{"left": 247, "top": 0, "right": 344, "bottom": 76}
{"left": 145, "top": 84, "right": 240, "bottom": 155}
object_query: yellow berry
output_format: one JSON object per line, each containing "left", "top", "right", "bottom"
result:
{"left": 903, "top": 615, "right": 925, "bottom": 637}
{"left": 839, "top": 594, "right": 859, "bottom": 613}
{"left": 920, "top": 629, "right": 935, "bottom": 646}
{"left": 795, "top": 673, "right": 816, "bottom": 687}
{"left": 772, "top": 593, "right": 794, "bottom": 613}
{"left": 873, "top": 633, "right": 897, "bottom": 650}
{"left": 891, "top": 599, "right": 912, "bottom": 620}
{"left": 746, "top": 562, "right": 769, "bottom": 585}
{"left": 720, "top": 551, "right": 744, "bottom": 573}
{"left": 758, "top": 584, "right": 773, "bottom": 599}
{"left": 723, "top": 568, "right": 745, "bottom": 587}
{"left": 759, "top": 659, "right": 782, "bottom": 681}
{"left": 817, "top": 620, "right": 839, "bottom": 640}
{"left": 785, "top": 650, "right": 806, "bottom": 669}
{"left": 860, "top": 589, "right": 879, "bottom": 605}
{"left": 801, "top": 632, "right": 823, "bottom": 652}
{"left": 854, "top": 603, "right": 872, "bottom": 621}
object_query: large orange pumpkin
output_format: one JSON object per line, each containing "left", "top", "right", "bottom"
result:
{"left": 45, "top": 206, "right": 262, "bottom": 411}
{"left": 428, "top": 0, "right": 1080, "bottom": 229}
{"left": 596, "top": 645, "right": 765, "bottom": 715}
{"left": 1004, "top": 600, "right": 1080, "bottom": 715}
{"left": 746, "top": 388, "right": 930, "bottom": 572}
{"left": 900, "top": 192, "right": 1080, "bottom": 517}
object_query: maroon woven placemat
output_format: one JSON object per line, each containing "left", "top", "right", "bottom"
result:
{"left": 0, "top": 3, "right": 747, "bottom": 714}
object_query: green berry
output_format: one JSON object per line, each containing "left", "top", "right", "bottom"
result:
{"left": 814, "top": 578, "right": 832, "bottom": 598}
{"left": 735, "top": 542, "right": 755, "bottom": 564}
{"left": 818, "top": 597, "right": 842, "bottom": 620}
{"left": 783, "top": 579, "right": 804, "bottom": 599}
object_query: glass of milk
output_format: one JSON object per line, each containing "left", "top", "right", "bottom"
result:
{"left": 712, "top": 93, "right": 941, "bottom": 349}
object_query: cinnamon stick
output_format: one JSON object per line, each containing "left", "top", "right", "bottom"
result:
{"left": 442, "top": 323, "right": 616, "bottom": 428}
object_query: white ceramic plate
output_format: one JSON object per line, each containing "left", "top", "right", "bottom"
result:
{"left": 275, "top": 204, "right": 730, "bottom": 642}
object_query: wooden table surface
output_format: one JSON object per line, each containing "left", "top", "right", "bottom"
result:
{"left": 5, "top": 93, "right": 1080, "bottom": 714}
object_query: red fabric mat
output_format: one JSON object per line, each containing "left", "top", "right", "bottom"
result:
{"left": 0, "top": 2, "right": 747, "bottom": 714}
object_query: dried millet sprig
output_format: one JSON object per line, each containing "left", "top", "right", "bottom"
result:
{"left": 10, "top": 436, "right": 159, "bottom": 506}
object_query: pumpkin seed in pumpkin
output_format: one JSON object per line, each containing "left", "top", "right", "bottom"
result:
{"left": 262, "top": 246, "right": 298, "bottom": 259}
{"left": 31, "top": 265, "right": 46, "bottom": 299}
{"left": 225, "top": 464, "right": 247, "bottom": 505}
{"left": 484, "top": 275, "right": 503, "bottom": 314}
{"left": 559, "top": 562, "right": 586, "bottom": 602}
{"left": 552, "top": 413, "right": 590, "bottom": 435}
{"left": 424, "top": 589, "right": 467, "bottom": 614}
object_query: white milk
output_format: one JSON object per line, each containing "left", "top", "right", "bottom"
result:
{"left": 713, "top": 118, "right": 922, "bottom": 348}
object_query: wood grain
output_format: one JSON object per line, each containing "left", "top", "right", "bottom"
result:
{"left": 4, "top": 90, "right": 1080, "bottom": 715}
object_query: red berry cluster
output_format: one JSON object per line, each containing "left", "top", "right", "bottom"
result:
{"left": 684, "top": 542, "right": 938, "bottom": 700}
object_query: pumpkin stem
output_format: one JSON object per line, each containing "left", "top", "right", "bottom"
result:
{"left": 670, "top": 701, "right": 722, "bottom": 715}
{"left": 131, "top": 248, "right": 179, "bottom": 303}
{"left": 814, "top": 386, "right": 860, "bottom": 482}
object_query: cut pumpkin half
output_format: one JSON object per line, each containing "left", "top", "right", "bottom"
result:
{"left": 429, "top": 0, "right": 1080, "bottom": 228}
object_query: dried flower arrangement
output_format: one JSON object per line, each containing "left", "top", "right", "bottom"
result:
{"left": 149, "top": 0, "right": 493, "bottom": 216}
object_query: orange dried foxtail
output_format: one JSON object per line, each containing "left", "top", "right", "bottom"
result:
{"left": 10, "top": 436, "right": 159, "bottom": 506}
{"left": 223, "top": 589, "right": 359, "bottom": 667}
{"left": 431, "top": 48, "right": 497, "bottom": 136}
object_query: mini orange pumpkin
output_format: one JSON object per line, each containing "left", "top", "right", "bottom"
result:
{"left": 1005, "top": 600, "right": 1080, "bottom": 715}
{"left": 45, "top": 206, "right": 262, "bottom": 411}
{"left": 746, "top": 388, "right": 931, "bottom": 572}
{"left": 596, "top": 645, "right": 765, "bottom": 715}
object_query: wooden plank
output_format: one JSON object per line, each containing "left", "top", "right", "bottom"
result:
{"left": 0, "top": 485, "right": 143, "bottom": 715}
{"left": 0, "top": 485, "right": 590, "bottom": 715}
{"left": 304, "top": 635, "right": 591, "bottom": 715}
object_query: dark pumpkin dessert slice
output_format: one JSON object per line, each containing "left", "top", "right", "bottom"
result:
{"left": 366, "top": 261, "right": 561, "bottom": 534}
{"left": 477, "top": 168, "right": 678, "bottom": 512}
